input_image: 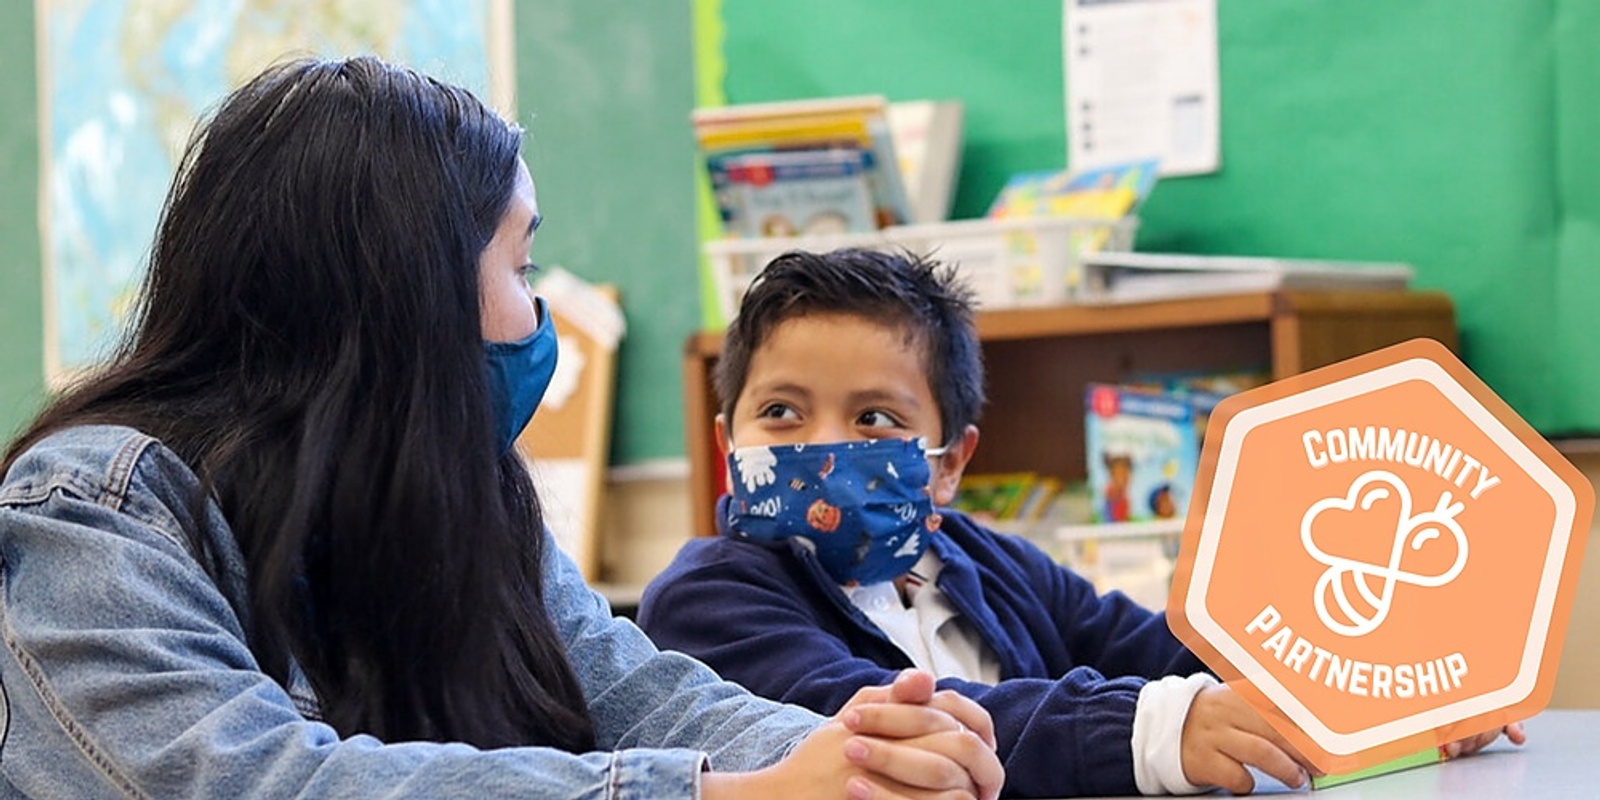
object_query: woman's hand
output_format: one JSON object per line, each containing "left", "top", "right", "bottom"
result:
{"left": 703, "top": 670, "right": 1003, "bottom": 800}
{"left": 840, "top": 670, "right": 998, "bottom": 750}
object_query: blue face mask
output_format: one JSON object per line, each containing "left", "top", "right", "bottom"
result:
{"left": 484, "top": 297, "right": 558, "bottom": 454}
{"left": 724, "top": 437, "right": 946, "bottom": 586}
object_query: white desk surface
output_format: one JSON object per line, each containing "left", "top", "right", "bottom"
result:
{"left": 1071, "top": 709, "right": 1594, "bottom": 799}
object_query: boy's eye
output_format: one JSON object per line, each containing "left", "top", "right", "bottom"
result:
{"left": 756, "top": 403, "right": 799, "bottom": 421}
{"left": 519, "top": 262, "right": 542, "bottom": 282}
{"left": 856, "top": 410, "right": 903, "bottom": 430}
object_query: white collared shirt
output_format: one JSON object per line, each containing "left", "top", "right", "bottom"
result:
{"left": 846, "top": 550, "right": 1002, "bottom": 684}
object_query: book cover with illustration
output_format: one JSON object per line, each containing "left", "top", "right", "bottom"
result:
{"left": 1124, "top": 368, "right": 1273, "bottom": 446}
{"left": 987, "top": 157, "right": 1160, "bottom": 221}
{"left": 720, "top": 148, "right": 878, "bottom": 237}
{"left": 1084, "top": 383, "right": 1201, "bottom": 524}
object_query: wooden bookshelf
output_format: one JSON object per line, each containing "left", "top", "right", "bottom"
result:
{"left": 681, "top": 289, "right": 1458, "bottom": 538}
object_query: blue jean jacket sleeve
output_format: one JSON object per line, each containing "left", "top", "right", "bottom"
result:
{"left": 0, "top": 427, "right": 819, "bottom": 798}
{"left": 539, "top": 519, "right": 823, "bottom": 769}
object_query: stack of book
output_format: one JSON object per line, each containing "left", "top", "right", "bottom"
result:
{"left": 988, "top": 157, "right": 1160, "bottom": 221}
{"left": 692, "top": 96, "right": 915, "bottom": 238}
{"left": 953, "top": 472, "right": 1062, "bottom": 524}
{"left": 1080, "top": 252, "right": 1415, "bottom": 304}
{"left": 987, "top": 158, "right": 1160, "bottom": 255}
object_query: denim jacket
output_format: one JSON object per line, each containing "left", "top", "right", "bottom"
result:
{"left": 0, "top": 425, "right": 821, "bottom": 798}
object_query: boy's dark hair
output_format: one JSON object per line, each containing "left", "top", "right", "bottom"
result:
{"left": 715, "top": 248, "right": 986, "bottom": 444}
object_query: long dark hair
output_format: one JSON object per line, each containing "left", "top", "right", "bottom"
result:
{"left": 4, "top": 57, "right": 596, "bottom": 751}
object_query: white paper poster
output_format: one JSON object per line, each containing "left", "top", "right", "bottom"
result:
{"left": 1064, "top": 0, "right": 1220, "bottom": 177}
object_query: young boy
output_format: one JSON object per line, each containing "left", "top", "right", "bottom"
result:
{"left": 638, "top": 248, "right": 1519, "bottom": 797}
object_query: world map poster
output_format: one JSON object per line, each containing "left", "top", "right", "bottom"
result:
{"left": 39, "top": 0, "right": 512, "bottom": 383}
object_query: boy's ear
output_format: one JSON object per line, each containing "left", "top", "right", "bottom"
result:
{"left": 930, "top": 424, "right": 980, "bottom": 507}
{"left": 714, "top": 414, "right": 734, "bottom": 494}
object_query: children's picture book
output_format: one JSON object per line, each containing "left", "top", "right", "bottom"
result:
{"left": 987, "top": 157, "right": 1160, "bottom": 221}
{"left": 987, "top": 158, "right": 1159, "bottom": 258}
{"left": 1125, "top": 367, "right": 1273, "bottom": 446}
{"left": 693, "top": 96, "right": 912, "bottom": 237}
{"left": 1083, "top": 383, "right": 1202, "bottom": 524}
{"left": 721, "top": 148, "right": 877, "bottom": 237}
{"left": 954, "top": 472, "right": 1058, "bottom": 523}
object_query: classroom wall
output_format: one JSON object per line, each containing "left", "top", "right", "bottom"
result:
{"left": 0, "top": 1, "right": 703, "bottom": 468}
{"left": 2, "top": 0, "right": 1597, "bottom": 711}
{"left": 8, "top": 3, "right": 1596, "bottom": 464}
{"left": 719, "top": 0, "right": 1600, "bottom": 443}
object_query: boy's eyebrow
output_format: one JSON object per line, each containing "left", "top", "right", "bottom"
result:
{"left": 848, "top": 387, "right": 926, "bottom": 409}
{"left": 526, "top": 214, "right": 543, "bottom": 237}
{"left": 748, "top": 380, "right": 812, "bottom": 399}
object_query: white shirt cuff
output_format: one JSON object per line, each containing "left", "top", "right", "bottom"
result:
{"left": 1132, "top": 672, "right": 1219, "bottom": 795}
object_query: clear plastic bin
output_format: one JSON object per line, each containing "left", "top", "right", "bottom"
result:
{"left": 703, "top": 215, "right": 1139, "bottom": 326}
{"left": 1003, "top": 518, "right": 1184, "bottom": 611}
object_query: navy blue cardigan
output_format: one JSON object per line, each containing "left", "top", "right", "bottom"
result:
{"left": 638, "top": 500, "right": 1208, "bottom": 798}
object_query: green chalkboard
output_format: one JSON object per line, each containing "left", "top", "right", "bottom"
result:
{"left": 1552, "top": 1, "right": 1600, "bottom": 429}
{"left": 0, "top": 3, "right": 44, "bottom": 442}
{"left": 515, "top": 1, "right": 700, "bottom": 464}
{"left": 721, "top": 0, "right": 1600, "bottom": 437}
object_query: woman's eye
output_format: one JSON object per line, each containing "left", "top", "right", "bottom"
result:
{"left": 857, "top": 410, "right": 902, "bottom": 429}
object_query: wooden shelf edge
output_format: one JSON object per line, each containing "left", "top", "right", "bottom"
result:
{"left": 688, "top": 291, "right": 1453, "bottom": 347}
{"left": 1276, "top": 288, "right": 1455, "bottom": 316}
{"left": 976, "top": 293, "right": 1278, "bottom": 340}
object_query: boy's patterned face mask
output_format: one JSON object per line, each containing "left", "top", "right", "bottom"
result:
{"left": 724, "top": 437, "right": 946, "bottom": 586}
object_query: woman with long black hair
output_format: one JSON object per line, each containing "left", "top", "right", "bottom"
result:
{"left": 0, "top": 56, "right": 1002, "bottom": 799}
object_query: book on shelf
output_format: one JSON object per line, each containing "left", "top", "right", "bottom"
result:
{"left": 1083, "top": 371, "right": 1270, "bottom": 528}
{"left": 1080, "top": 251, "right": 1415, "bottom": 304}
{"left": 987, "top": 157, "right": 1160, "bottom": 220}
{"left": 693, "top": 95, "right": 912, "bottom": 238}
{"left": 987, "top": 157, "right": 1160, "bottom": 255}
{"left": 720, "top": 148, "right": 877, "bottom": 237}
{"left": 886, "top": 100, "right": 964, "bottom": 224}
{"left": 1084, "top": 383, "right": 1204, "bottom": 526}
{"left": 953, "top": 472, "right": 1061, "bottom": 524}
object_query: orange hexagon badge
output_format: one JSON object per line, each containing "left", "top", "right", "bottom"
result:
{"left": 1167, "top": 338, "right": 1593, "bottom": 774}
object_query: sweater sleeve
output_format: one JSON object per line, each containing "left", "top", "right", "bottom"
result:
{"left": 640, "top": 540, "right": 905, "bottom": 716}
{"left": 642, "top": 539, "right": 1159, "bottom": 798}
{"left": 994, "top": 526, "right": 1208, "bottom": 681}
